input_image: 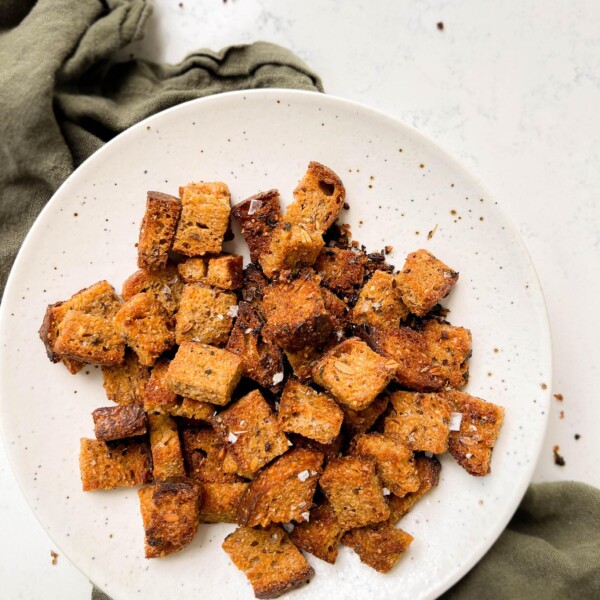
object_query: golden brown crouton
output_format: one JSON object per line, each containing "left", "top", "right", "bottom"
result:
{"left": 102, "top": 351, "right": 149, "bottom": 405}
{"left": 319, "top": 456, "right": 390, "bottom": 530}
{"left": 212, "top": 390, "right": 289, "bottom": 478}
{"left": 237, "top": 448, "right": 324, "bottom": 527}
{"left": 397, "top": 249, "right": 459, "bottom": 316}
{"left": 206, "top": 254, "right": 244, "bottom": 290}
{"left": 424, "top": 320, "right": 472, "bottom": 389}
{"left": 175, "top": 284, "right": 237, "bottom": 346}
{"left": 284, "top": 346, "right": 323, "bottom": 382}
{"left": 222, "top": 526, "right": 314, "bottom": 599}
{"left": 278, "top": 379, "right": 344, "bottom": 444}
{"left": 385, "top": 391, "right": 452, "bottom": 454}
{"left": 286, "top": 162, "right": 346, "bottom": 232}
{"left": 138, "top": 480, "right": 201, "bottom": 558}
{"left": 177, "top": 257, "right": 208, "bottom": 283}
{"left": 114, "top": 293, "right": 175, "bottom": 366}
{"left": 288, "top": 432, "right": 345, "bottom": 465}
{"left": 312, "top": 338, "right": 397, "bottom": 411}
{"left": 143, "top": 359, "right": 179, "bottom": 413}
{"left": 445, "top": 390, "right": 504, "bottom": 476}
{"left": 341, "top": 395, "right": 389, "bottom": 436}
{"left": 319, "top": 286, "right": 349, "bottom": 335}
{"left": 199, "top": 482, "right": 249, "bottom": 523}
{"left": 231, "top": 189, "right": 282, "bottom": 263}
{"left": 93, "top": 405, "right": 147, "bottom": 441}
{"left": 172, "top": 181, "right": 231, "bottom": 256}
{"left": 167, "top": 342, "right": 243, "bottom": 405}
{"left": 148, "top": 414, "right": 186, "bottom": 480}
{"left": 342, "top": 524, "right": 413, "bottom": 573}
{"left": 122, "top": 265, "right": 183, "bottom": 316}
{"left": 79, "top": 438, "right": 152, "bottom": 491}
{"left": 351, "top": 433, "right": 419, "bottom": 497}
{"left": 137, "top": 191, "right": 181, "bottom": 270}
{"left": 289, "top": 501, "right": 344, "bottom": 564}
{"left": 315, "top": 247, "right": 366, "bottom": 297}
{"left": 172, "top": 398, "right": 214, "bottom": 421}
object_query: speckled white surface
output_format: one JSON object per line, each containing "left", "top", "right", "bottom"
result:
{"left": 0, "top": 1, "right": 598, "bottom": 598}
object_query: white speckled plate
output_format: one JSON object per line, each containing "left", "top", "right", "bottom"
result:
{"left": 0, "top": 90, "right": 551, "bottom": 600}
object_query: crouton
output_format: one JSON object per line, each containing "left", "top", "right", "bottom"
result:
{"left": 199, "top": 482, "right": 249, "bottom": 523}
{"left": 342, "top": 524, "right": 413, "bottom": 573}
{"left": 262, "top": 276, "right": 333, "bottom": 352}
{"left": 288, "top": 432, "right": 345, "bottom": 465}
{"left": 212, "top": 390, "right": 289, "bottom": 478}
{"left": 137, "top": 191, "right": 181, "bottom": 270}
{"left": 384, "top": 391, "right": 451, "bottom": 454}
{"left": 312, "top": 338, "right": 397, "bottom": 411}
{"left": 278, "top": 379, "right": 344, "bottom": 444}
{"left": 222, "top": 526, "right": 314, "bottom": 599}
{"left": 286, "top": 162, "right": 346, "bottom": 232}
{"left": 350, "top": 433, "right": 419, "bottom": 497}
{"left": 175, "top": 284, "right": 237, "bottom": 346}
{"left": 54, "top": 311, "right": 125, "bottom": 366}
{"left": 172, "top": 398, "right": 214, "bottom": 422}
{"left": 114, "top": 293, "right": 175, "bottom": 366}
{"left": 341, "top": 395, "right": 389, "bottom": 436}
{"left": 167, "top": 342, "right": 243, "bottom": 405}
{"left": 148, "top": 414, "right": 186, "bottom": 480}
{"left": 289, "top": 500, "right": 344, "bottom": 564}
{"left": 79, "top": 438, "right": 152, "bottom": 491}
{"left": 122, "top": 265, "right": 183, "bottom": 316}
{"left": 93, "top": 405, "right": 147, "bottom": 441}
{"left": 172, "top": 181, "right": 231, "bottom": 256}
{"left": 206, "top": 254, "right": 244, "bottom": 290}
{"left": 231, "top": 189, "right": 282, "bottom": 263}
{"left": 241, "top": 264, "right": 268, "bottom": 314}
{"left": 397, "top": 249, "right": 459, "bottom": 316}
{"left": 177, "top": 257, "right": 207, "bottom": 283}
{"left": 424, "top": 320, "right": 472, "bottom": 389}
{"left": 319, "top": 456, "right": 389, "bottom": 529}
{"left": 143, "top": 359, "right": 179, "bottom": 413}
{"left": 138, "top": 480, "right": 201, "bottom": 558}
{"left": 319, "top": 286, "right": 348, "bottom": 335}
{"left": 284, "top": 346, "right": 323, "bottom": 382}
{"left": 226, "top": 302, "right": 284, "bottom": 391}
{"left": 315, "top": 247, "right": 366, "bottom": 297}
{"left": 351, "top": 270, "right": 409, "bottom": 330}
{"left": 102, "top": 351, "right": 149, "bottom": 405}
{"left": 237, "top": 448, "right": 323, "bottom": 527}
{"left": 445, "top": 390, "right": 504, "bottom": 476}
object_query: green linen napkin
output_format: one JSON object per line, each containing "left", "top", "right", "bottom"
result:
{"left": 1, "top": 2, "right": 598, "bottom": 600}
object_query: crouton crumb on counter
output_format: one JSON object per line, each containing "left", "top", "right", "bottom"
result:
{"left": 40, "top": 160, "right": 504, "bottom": 597}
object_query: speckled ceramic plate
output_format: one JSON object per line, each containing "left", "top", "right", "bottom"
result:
{"left": 0, "top": 90, "right": 551, "bottom": 600}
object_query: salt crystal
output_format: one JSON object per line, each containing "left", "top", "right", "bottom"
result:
{"left": 227, "top": 305, "right": 238, "bottom": 318}
{"left": 227, "top": 432, "right": 238, "bottom": 443}
{"left": 310, "top": 470, "right": 317, "bottom": 476}
{"left": 245, "top": 328, "right": 252, "bottom": 334}
{"left": 272, "top": 372, "right": 284, "bottom": 385}
{"left": 466, "top": 453, "right": 473, "bottom": 459}
{"left": 382, "top": 487, "right": 391, "bottom": 496}
{"left": 248, "top": 199, "right": 262, "bottom": 215}
{"left": 282, "top": 523, "right": 295, "bottom": 533}
{"left": 287, "top": 439, "right": 293, "bottom": 447}
{"left": 449, "top": 412, "right": 463, "bottom": 431}
{"left": 217, "top": 314, "right": 224, "bottom": 320}
{"left": 297, "top": 470, "right": 310, "bottom": 482}
{"left": 301, "top": 511, "right": 310, "bottom": 522}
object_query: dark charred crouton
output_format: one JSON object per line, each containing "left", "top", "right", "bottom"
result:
{"left": 137, "top": 191, "right": 181, "bottom": 270}
{"left": 319, "top": 456, "right": 389, "bottom": 530}
{"left": 237, "top": 448, "right": 323, "bottom": 527}
{"left": 314, "top": 247, "right": 366, "bottom": 297}
{"left": 102, "top": 351, "right": 149, "bottom": 405}
{"left": 241, "top": 264, "right": 268, "bottom": 315}
{"left": 397, "top": 249, "right": 459, "bottom": 316}
{"left": 138, "top": 480, "right": 201, "bottom": 558}
{"left": 341, "top": 395, "right": 389, "bottom": 436}
{"left": 178, "top": 254, "right": 244, "bottom": 290}
{"left": 222, "top": 526, "right": 314, "bottom": 599}
{"left": 199, "top": 482, "right": 249, "bottom": 523}
{"left": 172, "top": 181, "right": 231, "bottom": 256}
{"left": 79, "top": 438, "right": 152, "bottom": 491}
{"left": 288, "top": 432, "right": 345, "bottom": 465}
{"left": 122, "top": 265, "right": 184, "bottom": 316}
{"left": 312, "top": 338, "right": 397, "bottom": 411}
{"left": 212, "top": 390, "right": 290, "bottom": 478}
{"left": 93, "top": 405, "right": 147, "bottom": 441}
{"left": 148, "top": 414, "right": 186, "bottom": 480}
{"left": 445, "top": 390, "right": 504, "bottom": 476}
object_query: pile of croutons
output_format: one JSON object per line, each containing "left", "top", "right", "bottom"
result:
{"left": 39, "top": 162, "right": 504, "bottom": 599}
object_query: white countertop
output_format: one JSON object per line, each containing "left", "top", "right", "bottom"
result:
{"left": 2, "top": 0, "right": 598, "bottom": 597}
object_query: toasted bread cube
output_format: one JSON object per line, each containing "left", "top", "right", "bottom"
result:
{"left": 122, "top": 265, "right": 183, "bottom": 316}
{"left": 226, "top": 302, "right": 284, "bottom": 391}
{"left": 278, "top": 379, "right": 344, "bottom": 444}
{"left": 385, "top": 391, "right": 451, "bottom": 454}
{"left": 143, "top": 359, "right": 179, "bottom": 413}
{"left": 342, "top": 395, "right": 389, "bottom": 436}
{"left": 138, "top": 480, "right": 201, "bottom": 558}
{"left": 79, "top": 438, "right": 152, "bottom": 491}
{"left": 312, "top": 338, "right": 397, "bottom": 411}
{"left": 284, "top": 346, "right": 323, "bottom": 382}
{"left": 175, "top": 284, "right": 237, "bottom": 346}
{"left": 212, "top": 390, "right": 289, "bottom": 478}
{"left": 137, "top": 191, "right": 181, "bottom": 270}
{"left": 237, "top": 448, "right": 323, "bottom": 527}
{"left": 319, "top": 456, "right": 389, "bottom": 530}
{"left": 262, "top": 276, "right": 332, "bottom": 352}
{"left": 241, "top": 264, "right": 268, "bottom": 314}
{"left": 172, "top": 181, "right": 231, "bottom": 256}
{"left": 177, "top": 257, "right": 208, "bottom": 283}
{"left": 351, "top": 270, "right": 409, "bottom": 330}
{"left": 114, "top": 293, "right": 174, "bottom": 367}
{"left": 315, "top": 247, "right": 366, "bottom": 297}
{"left": 289, "top": 501, "right": 343, "bottom": 564}
{"left": 54, "top": 311, "right": 125, "bottom": 366}
{"left": 350, "top": 433, "right": 419, "bottom": 497}
{"left": 286, "top": 161, "right": 346, "bottom": 232}
{"left": 199, "top": 482, "right": 249, "bottom": 523}
{"left": 207, "top": 254, "right": 243, "bottom": 290}
{"left": 424, "top": 320, "right": 472, "bottom": 389}
{"left": 102, "top": 351, "right": 149, "bottom": 405}
{"left": 148, "top": 414, "right": 185, "bottom": 480}
{"left": 445, "top": 390, "right": 504, "bottom": 476}
{"left": 232, "top": 189, "right": 282, "bottom": 263}
{"left": 397, "top": 249, "right": 459, "bottom": 316}
{"left": 320, "top": 286, "right": 348, "bottom": 335}
{"left": 93, "top": 405, "right": 147, "bottom": 441}
{"left": 223, "top": 526, "right": 314, "bottom": 599}
{"left": 288, "top": 432, "right": 345, "bottom": 465}
{"left": 342, "top": 524, "right": 413, "bottom": 573}
{"left": 167, "top": 342, "right": 243, "bottom": 405}
{"left": 172, "top": 398, "right": 214, "bottom": 421}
